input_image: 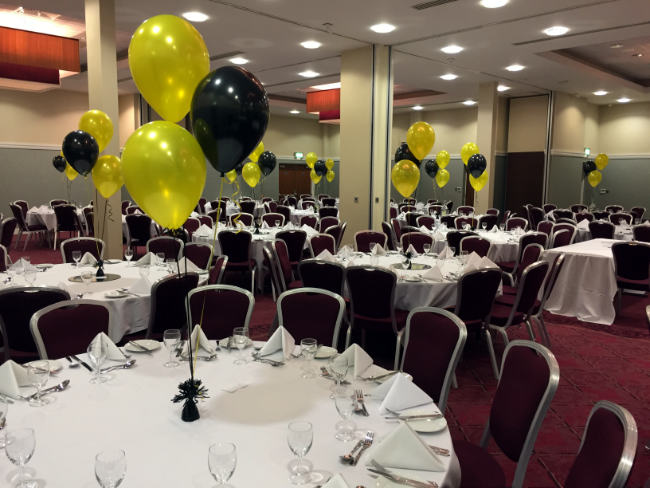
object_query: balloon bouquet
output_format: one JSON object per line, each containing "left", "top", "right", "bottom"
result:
{"left": 304, "top": 152, "right": 335, "bottom": 189}
{"left": 391, "top": 122, "right": 439, "bottom": 198}
{"left": 460, "top": 142, "right": 489, "bottom": 193}
{"left": 582, "top": 153, "right": 608, "bottom": 188}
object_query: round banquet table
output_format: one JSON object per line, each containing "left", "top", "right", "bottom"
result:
{"left": 419, "top": 228, "right": 519, "bottom": 264}
{"left": 3, "top": 346, "right": 460, "bottom": 487}
{"left": 26, "top": 205, "right": 86, "bottom": 232}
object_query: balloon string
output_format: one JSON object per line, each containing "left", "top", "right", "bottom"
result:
{"left": 231, "top": 179, "right": 243, "bottom": 233}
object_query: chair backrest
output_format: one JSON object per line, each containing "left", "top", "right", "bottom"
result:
{"left": 632, "top": 224, "right": 650, "bottom": 243}
{"left": 416, "top": 215, "right": 436, "bottom": 230}
{"left": 147, "top": 236, "right": 184, "bottom": 261}
{"left": 460, "top": 236, "right": 491, "bottom": 257}
{"left": 218, "top": 230, "right": 252, "bottom": 264}
{"left": 454, "top": 269, "right": 502, "bottom": 323}
{"left": 612, "top": 241, "right": 650, "bottom": 281}
{"left": 121, "top": 200, "right": 131, "bottom": 214}
{"left": 318, "top": 206, "right": 339, "bottom": 219}
{"left": 13, "top": 200, "right": 28, "bottom": 218}
{"left": 609, "top": 212, "right": 632, "bottom": 225}
{"left": 428, "top": 205, "right": 443, "bottom": 216}
{"left": 60, "top": 237, "right": 105, "bottom": 263}
{"left": 404, "top": 212, "right": 423, "bottom": 227}
{"left": 300, "top": 201, "right": 316, "bottom": 211}
{"left": 126, "top": 205, "right": 143, "bottom": 215}
{"left": 339, "top": 220, "right": 348, "bottom": 248}
{"left": 478, "top": 214, "right": 498, "bottom": 230}
{"left": 542, "top": 203, "right": 557, "bottom": 213}
{"left": 276, "top": 288, "right": 345, "bottom": 347}
{"left": 324, "top": 224, "right": 343, "bottom": 251}
{"left": 454, "top": 216, "right": 477, "bottom": 230}
{"left": 85, "top": 211, "right": 95, "bottom": 237}
{"left": 354, "top": 230, "right": 387, "bottom": 252}
{"left": 320, "top": 197, "right": 335, "bottom": 207}
{"left": 536, "top": 220, "right": 553, "bottom": 241}
{"left": 298, "top": 259, "right": 345, "bottom": 295}
{"left": 538, "top": 253, "right": 565, "bottom": 311}
{"left": 389, "top": 206, "right": 398, "bottom": 219}
{"left": 54, "top": 204, "right": 80, "bottom": 231}
{"left": 440, "top": 215, "right": 456, "bottom": 228}
{"left": 346, "top": 265, "right": 397, "bottom": 327}
{"left": 486, "top": 208, "right": 500, "bottom": 216}
{"left": 403, "top": 198, "right": 416, "bottom": 205}
{"left": 0, "top": 217, "right": 17, "bottom": 249}
{"left": 400, "top": 232, "right": 433, "bottom": 254}
{"left": 446, "top": 230, "right": 477, "bottom": 255}
{"left": 146, "top": 273, "right": 199, "bottom": 338}
{"left": 593, "top": 210, "right": 609, "bottom": 220}
{"left": 589, "top": 221, "right": 615, "bottom": 239}
{"left": 187, "top": 284, "right": 254, "bottom": 339}
{"left": 183, "top": 217, "right": 201, "bottom": 238}
{"left": 125, "top": 214, "right": 153, "bottom": 243}
{"left": 570, "top": 204, "right": 587, "bottom": 214}
{"left": 514, "top": 243, "right": 544, "bottom": 283}
{"left": 208, "top": 255, "right": 228, "bottom": 285}
{"left": 519, "top": 232, "right": 548, "bottom": 256}
{"left": 318, "top": 216, "right": 339, "bottom": 232}
{"left": 629, "top": 206, "right": 645, "bottom": 223}
{"left": 400, "top": 307, "right": 467, "bottom": 413}
{"left": 229, "top": 212, "right": 254, "bottom": 227}
{"left": 30, "top": 300, "right": 110, "bottom": 359}
{"left": 262, "top": 212, "right": 285, "bottom": 228}
{"left": 309, "top": 233, "right": 336, "bottom": 257}
{"left": 486, "top": 340, "right": 559, "bottom": 488}
{"left": 184, "top": 242, "right": 213, "bottom": 270}
{"left": 300, "top": 215, "right": 318, "bottom": 228}
{"left": 551, "top": 229, "right": 572, "bottom": 248}
{"left": 381, "top": 221, "right": 397, "bottom": 251}
{"left": 50, "top": 199, "right": 68, "bottom": 207}
{"left": 198, "top": 215, "right": 213, "bottom": 228}
{"left": 239, "top": 200, "right": 256, "bottom": 215}
{"left": 506, "top": 216, "right": 528, "bottom": 231}
{"left": 605, "top": 205, "right": 623, "bottom": 214}
{"left": 273, "top": 239, "right": 294, "bottom": 290}
{"left": 276, "top": 230, "right": 307, "bottom": 263}
{"left": 511, "top": 261, "right": 550, "bottom": 317}
{"left": 276, "top": 205, "right": 291, "bottom": 223}
{"left": 0, "top": 244, "right": 7, "bottom": 272}
{"left": 553, "top": 209, "right": 574, "bottom": 221}
{"left": 528, "top": 207, "right": 545, "bottom": 230}
{"left": 457, "top": 205, "right": 474, "bottom": 216}
{"left": 574, "top": 213, "right": 593, "bottom": 223}
{"left": 390, "top": 218, "right": 402, "bottom": 241}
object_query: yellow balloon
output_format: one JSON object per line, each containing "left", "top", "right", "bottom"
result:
{"left": 391, "top": 159, "right": 420, "bottom": 198}
{"left": 594, "top": 153, "right": 609, "bottom": 171}
{"left": 461, "top": 142, "right": 479, "bottom": 165}
{"left": 587, "top": 170, "right": 602, "bottom": 188}
{"left": 92, "top": 155, "right": 123, "bottom": 199}
{"left": 310, "top": 169, "right": 322, "bottom": 184}
{"left": 128, "top": 15, "right": 210, "bottom": 123}
{"left": 64, "top": 163, "right": 78, "bottom": 181}
{"left": 249, "top": 141, "right": 264, "bottom": 163}
{"left": 325, "top": 158, "right": 334, "bottom": 170}
{"left": 306, "top": 152, "right": 318, "bottom": 168}
{"left": 79, "top": 110, "right": 113, "bottom": 153}
{"left": 326, "top": 170, "right": 335, "bottom": 183}
{"left": 406, "top": 122, "right": 435, "bottom": 160}
{"left": 242, "top": 162, "right": 261, "bottom": 187}
{"left": 435, "top": 168, "right": 450, "bottom": 188}
{"left": 436, "top": 150, "right": 450, "bottom": 169}
{"left": 469, "top": 171, "right": 489, "bottom": 192}
{"left": 225, "top": 169, "right": 237, "bottom": 183}
{"left": 122, "top": 121, "right": 206, "bottom": 229}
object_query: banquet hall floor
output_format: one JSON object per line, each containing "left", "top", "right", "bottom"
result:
{"left": 8, "top": 241, "right": 650, "bottom": 487}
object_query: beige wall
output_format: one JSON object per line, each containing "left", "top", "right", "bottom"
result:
{"left": 552, "top": 92, "right": 598, "bottom": 154}
{"left": 599, "top": 101, "right": 650, "bottom": 155}
{"left": 508, "top": 95, "right": 548, "bottom": 152}
{"left": 495, "top": 96, "right": 509, "bottom": 153}
{"left": 263, "top": 114, "right": 323, "bottom": 157}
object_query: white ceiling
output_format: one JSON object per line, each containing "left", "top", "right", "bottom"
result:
{"left": 12, "top": 0, "right": 650, "bottom": 112}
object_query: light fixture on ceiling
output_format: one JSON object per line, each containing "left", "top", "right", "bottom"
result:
{"left": 290, "top": 109, "right": 300, "bottom": 114}
{"left": 440, "top": 73, "right": 458, "bottom": 81}
{"left": 497, "top": 84, "right": 510, "bottom": 92}
{"left": 632, "top": 53, "right": 643, "bottom": 57}
{"left": 182, "top": 11, "right": 209, "bottom": 22}
{"left": 229, "top": 57, "right": 249, "bottom": 65}
{"left": 310, "top": 82, "right": 341, "bottom": 91}
{"left": 543, "top": 25, "right": 569, "bottom": 36}
{"left": 617, "top": 97, "right": 631, "bottom": 103}
{"left": 463, "top": 99, "right": 477, "bottom": 106}
{"left": 593, "top": 90, "right": 608, "bottom": 96}
{"left": 440, "top": 44, "right": 464, "bottom": 54}
{"left": 299, "top": 70, "right": 320, "bottom": 78}
{"left": 505, "top": 64, "right": 525, "bottom": 72}
{"left": 479, "top": 0, "right": 509, "bottom": 8}
{"left": 609, "top": 43, "right": 623, "bottom": 49}
{"left": 370, "top": 23, "right": 395, "bottom": 33}
{"left": 300, "top": 40, "right": 322, "bottom": 49}
{"left": 412, "top": 105, "right": 424, "bottom": 111}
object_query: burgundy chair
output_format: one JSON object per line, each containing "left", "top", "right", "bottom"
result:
{"left": 298, "top": 259, "right": 345, "bottom": 295}
{"left": 196, "top": 197, "right": 207, "bottom": 214}
{"left": 536, "top": 220, "right": 553, "bottom": 244}
{"left": 284, "top": 196, "right": 297, "bottom": 207}
{"left": 276, "top": 288, "right": 345, "bottom": 347}
{"left": 570, "top": 204, "right": 587, "bottom": 214}
{"left": 453, "top": 340, "right": 559, "bottom": 488}
{"left": 460, "top": 236, "right": 491, "bottom": 258}
{"left": 552, "top": 222, "right": 576, "bottom": 240}
{"left": 272, "top": 239, "right": 302, "bottom": 293}
{"left": 309, "top": 233, "right": 336, "bottom": 257}
{"left": 300, "top": 215, "right": 318, "bottom": 228}
{"left": 262, "top": 197, "right": 273, "bottom": 204}
{"left": 403, "top": 198, "right": 416, "bottom": 205}
{"left": 183, "top": 242, "right": 213, "bottom": 270}
{"left": 609, "top": 213, "right": 633, "bottom": 226}
{"left": 565, "top": 400, "right": 637, "bottom": 488}
{"left": 324, "top": 224, "right": 343, "bottom": 252}
{"left": 13, "top": 200, "right": 28, "bottom": 219}
{"left": 125, "top": 214, "right": 154, "bottom": 254}
{"left": 381, "top": 221, "right": 397, "bottom": 251}
{"left": 398, "top": 204, "right": 416, "bottom": 214}
{"left": 85, "top": 211, "right": 95, "bottom": 237}
{"left": 354, "top": 230, "right": 387, "bottom": 252}
{"left": 276, "top": 230, "right": 307, "bottom": 269}
{"left": 207, "top": 209, "right": 227, "bottom": 224}
{"left": 440, "top": 215, "right": 456, "bottom": 228}
{"left": 455, "top": 216, "right": 478, "bottom": 230}
{"left": 446, "top": 230, "right": 477, "bottom": 256}
{"left": 398, "top": 307, "right": 467, "bottom": 413}
{"left": 50, "top": 199, "right": 68, "bottom": 207}
{"left": 416, "top": 215, "right": 436, "bottom": 230}
{"left": 605, "top": 205, "right": 623, "bottom": 214}
{"left": 542, "top": 203, "right": 557, "bottom": 213}
{"left": 593, "top": 210, "right": 609, "bottom": 220}
{"left": 219, "top": 230, "right": 256, "bottom": 292}
{"left": 336, "top": 221, "right": 347, "bottom": 251}
{"left": 552, "top": 208, "right": 574, "bottom": 221}
{"left": 496, "top": 231, "right": 545, "bottom": 274}
{"left": 207, "top": 255, "right": 228, "bottom": 285}
{"left": 389, "top": 206, "right": 398, "bottom": 219}
{"left": 428, "top": 204, "right": 443, "bottom": 216}
{"left": 147, "top": 236, "right": 183, "bottom": 261}
{"left": 198, "top": 215, "right": 213, "bottom": 228}
{"left": 629, "top": 206, "right": 646, "bottom": 224}
{"left": 457, "top": 205, "right": 474, "bottom": 216}
{"left": 318, "top": 216, "right": 339, "bottom": 233}
{"left": 632, "top": 224, "right": 650, "bottom": 243}
{"left": 145, "top": 273, "right": 199, "bottom": 339}
{"left": 0, "top": 244, "right": 7, "bottom": 272}
{"left": 505, "top": 216, "right": 528, "bottom": 231}
{"left": 486, "top": 208, "right": 500, "bottom": 217}
{"left": 187, "top": 284, "right": 254, "bottom": 339}
{"left": 121, "top": 201, "right": 131, "bottom": 215}
{"left": 300, "top": 201, "right": 316, "bottom": 211}
{"left": 267, "top": 201, "right": 279, "bottom": 213}
{"left": 239, "top": 200, "right": 256, "bottom": 215}
{"left": 53, "top": 204, "right": 84, "bottom": 249}
{"left": 404, "top": 212, "right": 423, "bottom": 227}
{"left": 263, "top": 247, "right": 283, "bottom": 301}
{"left": 528, "top": 207, "right": 545, "bottom": 230}
{"left": 320, "top": 197, "right": 335, "bottom": 207}
{"left": 60, "top": 237, "right": 105, "bottom": 263}
{"left": 390, "top": 218, "right": 402, "bottom": 243}
{"left": 502, "top": 210, "right": 512, "bottom": 223}
{"left": 612, "top": 241, "right": 650, "bottom": 312}
{"left": 477, "top": 214, "right": 498, "bottom": 231}
{"left": 0, "top": 217, "right": 18, "bottom": 250}
{"left": 502, "top": 243, "right": 544, "bottom": 292}
{"left": 126, "top": 205, "right": 143, "bottom": 215}
{"left": 400, "top": 232, "right": 433, "bottom": 254}
{"left": 262, "top": 213, "right": 285, "bottom": 227}
{"left": 275, "top": 205, "right": 291, "bottom": 225}
{"left": 0, "top": 286, "right": 70, "bottom": 362}
{"left": 550, "top": 229, "right": 572, "bottom": 248}
{"left": 319, "top": 206, "right": 339, "bottom": 219}
{"left": 30, "top": 300, "right": 109, "bottom": 359}
{"left": 589, "top": 221, "right": 615, "bottom": 239}
{"left": 183, "top": 217, "right": 201, "bottom": 238}
{"left": 229, "top": 212, "right": 254, "bottom": 227}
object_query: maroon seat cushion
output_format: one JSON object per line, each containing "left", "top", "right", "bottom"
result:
{"left": 496, "top": 294, "right": 542, "bottom": 314}
{"left": 497, "top": 261, "right": 516, "bottom": 273}
{"left": 225, "top": 259, "right": 256, "bottom": 269}
{"left": 617, "top": 276, "right": 649, "bottom": 291}
{"left": 490, "top": 302, "right": 525, "bottom": 326}
{"left": 453, "top": 439, "right": 507, "bottom": 488}
{"left": 288, "top": 280, "right": 303, "bottom": 289}
{"left": 502, "top": 285, "right": 517, "bottom": 295}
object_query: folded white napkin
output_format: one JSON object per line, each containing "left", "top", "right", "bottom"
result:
{"left": 341, "top": 343, "right": 373, "bottom": 378}
{"left": 284, "top": 222, "right": 295, "bottom": 230}
{"left": 371, "top": 243, "right": 386, "bottom": 256}
{"left": 196, "top": 224, "right": 213, "bottom": 236}
{"left": 29, "top": 206, "right": 38, "bottom": 212}
{"left": 0, "top": 360, "right": 30, "bottom": 399}
{"left": 189, "top": 325, "right": 216, "bottom": 354}
{"left": 465, "top": 251, "right": 482, "bottom": 268}
{"left": 367, "top": 422, "right": 445, "bottom": 471}
{"left": 577, "top": 219, "right": 590, "bottom": 230}
{"left": 338, "top": 245, "right": 353, "bottom": 258}
{"left": 479, "top": 256, "right": 499, "bottom": 269}
{"left": 490, "top": 225, "right": 499, "bottom": 233}
{"left": 405, "top": 244, "right": 419, "bottom": 257}
{"left": 128, "top": 276, "right": 151, "bottom": 295}
{"left": 439, "top": 223, "right": 448, "bottom": 232}
{"left": 375, "top": 373, "right": 433, "bottom": 414}
{"left": 434, "top": 231, "right": 445, "bottom": 241}
{"left": 89, "top": 332, "right": 126, "bottom": 361}
{"left": 258, "top": 326, "right": 295, "bottom": 360}
{"left": 178, "top": 259, "right": 202, "bottom": 273}
{"left": 190, "top": 211, "right": 199, "bottom": 218}
{"left": 134, "top": 252, "right": 154, "bottom": 266}
{"left": 39, "top": 205, "right": 49, "bottom": 211}
{"left": 422, "top": 265, "right": 443, "bottom": 282}
{"left": 9, "top": 258, "right": 37, "bottom": 271}
{"left": 419, "top": 225, "right": 430, "bottom": 233}
{"left": 440, "top": 246, "right": 454, "bottom": 259}
{"left": 398, "top": 212, "right": 407, "bottom": 220}
{"left": 322, "top": 473, "right": 349, "bottom": 488}
{"left": 79, "top": 252, "right": 97, "bottom": 266}
{"left": 262, "top": 220, "right": 271, "bottom": 229}
{"left": 316, "top": 249, "right": 336, "bottom": 262}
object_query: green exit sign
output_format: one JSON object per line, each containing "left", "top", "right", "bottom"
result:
{"left": 294, "top": 152, "right": 304, "bottom": 160}
{"left": 584, "top": 147, "right": 591, "bottom": 156}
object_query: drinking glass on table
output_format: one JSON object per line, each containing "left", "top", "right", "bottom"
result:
{"left": 72, "top": 250, "right": 82, "bottom": 268}
{"left": 333, "top": 387, "right": 357, "bottom": 441}
{"left": 95, "top": 448, "right": 126, "bottom": 488}
{"left": 23, "top": 269, "right": 36, "bottom": 287}
{"left": 287, "top": 421, "right": 313, "bottom": 485}
{"left": 80, "top": 270, "right": 94, "bottom": 299}
{"left": 232, "top": 327, "right": 249, "bottom": 365}
{"left": 423, "top": 243, "right": 431, "bottom": 256}
{"left": 5, "top": 428, "right": 36, "bottom": 488}
{"left": 87, "top": 342, "right": 108, "bottom": 384}
{"left": 327, "top": 354, "right": 350, "bottom": 396}
{"left": 460, "top": 250, "right": 469, "bottom": 264}
{"left": 0, "top": 397, "right": 7, "bottom": 448}
{"left": 208, "top": 442, "right": 237, "bottom": 487}
{"left": 499, "top": 223, "right": 505, "bottom": 232}
{"left": 299, "top": 338, "right": 317, "bottom": 379}
{"left": 124, "top": 247, "right": 133, "bottom": 266}
{"left": 163, "top": 329, "right": 181, "bottom": 368}
{"left": 155, "top": 253, "right": 165, "bottom": 268}
{"left": 27, "top": 360, "right": 50, "bottom": 407}
{"left": 482, "top": 221, "right": 487, "bottom": 231}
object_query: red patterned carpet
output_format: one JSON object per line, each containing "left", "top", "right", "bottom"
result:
{"left": 9, "top": 240, "right": 650, "bottom": 487}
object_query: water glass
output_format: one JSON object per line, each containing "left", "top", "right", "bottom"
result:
{"left": 299, "top": 338, "right": 317, "bottom": 379}
{"left": 0, "top": 397, "right": 7, "bottom": 448}
{"left": 23, "top": 269, "right": 36, "bottom": 287}
{"left": 482, "top": 222, "right": 487, "bottom": 231}
{"left": 5, "top": 428, "right": 36, "bottom": 488}
{"left": 80, "top": 270, "right": 94, "bottom": 299}
{"left": 87, "top": 342, "right": 108, "bottom": 384}
{"left": 124, "top": 248, "right": 133, "bottom": 266}
{"left": 333, "top": 388, "right": 357, "bottom": 441}
{"left": 287, "top": 421, "right": 313, "bottom": 485}
{"left": 369, "top": 254, "right": 379, "bottom": 267}
{"left": 422, "top": 243, "right": 431, "bottom": 255}
{"left": 327, "top": 354, "right": 350, "bottom": 395}
{"left": 499, "top": 223, "right": 505, "bottom": 232}
{"left": 208, "top": 442, "right": 237, "bottom": 487}
{"left": 232, "top": 327, "right": 249, "bottom": 365}
{"left": 72, "top": 250, "right": 82, "bottom": 267}
{"left": 27, "top": 360, "right": 49, "bottom": 407}
{"left": 95, "top": 448, "right": 126, "bottom": 488}
{"left": 163, "top": 329, "right": 181, "bottom": 368}
{"left": 155, "top": 253, "right": 165, "bottom": 268}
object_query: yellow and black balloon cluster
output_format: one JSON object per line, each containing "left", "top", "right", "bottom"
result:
{"left": 304, "top": 152, "right": 335, "bottom": 184}
{"left": 461, "top": 142, "right": 489, "bottom": 192}
{"left": 582, "top": 154, "right": 608, "bottom": 188}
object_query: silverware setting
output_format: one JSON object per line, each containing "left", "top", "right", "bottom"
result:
{"left": 368, "top": 460, "right": 438, "bottom": 488}
{"left": 100, "top": 359, "right": 136, "bottom": 373}
{"left": 65, "top": 356, "right": 80, "bottom": 368}
{"left": 252, "top": 353, "right": 284, "bottom": 366}
{"left": 352, "top": 431, "right": 374, "bottom": 466}
{"left": 127, "top": 341, "right": 153, "bottom": 355}
{"left": 320, "top": 367, "right": 350, "bottom": 385}
{"left": 359, "top": 371, "right": 398, "bottom": 383}
{"left": 71, "top": 354, "right": 93, "bottom": 372}
{"left": 355, "top": 389, "right": 369, "bottom": 416}
{"left": 340, "top": 438, "right": 364, "bottom": 465}
{"left": 181, "top": 353, "right": 217, "bottom": 362}
{"left": 428, "top": 445, "right": 450, "bottom": 457}
{"left": 0, "top": 393, "right": 14, "bottom": 404}
{"left": 383, "top": 412, "right": 443, "bottom": 421}
{"left": 20, "top": 379, "right": 70, "bottom": 401}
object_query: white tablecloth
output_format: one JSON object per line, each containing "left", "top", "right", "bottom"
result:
{"left": 291, "top": 208, "right": 317, "bottom": 226}
{"left": 205, "top": 202, "right": 265, "bottom": 218}
{"left": 5, "top": 347, "right": 459, "bottom": 487}
{"left": 420, "top": 228, "right": 519, "bottom": 264}
{"left": 543, "top": 239, "right": 618, "bottom": 325}
{"left": 26, "top": 205, "right": 85, "bottom": 232}
{"left": 574, "top": 225, "right": 634, "bottom": 243}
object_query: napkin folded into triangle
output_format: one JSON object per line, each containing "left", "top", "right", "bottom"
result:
{"left": 316, "top": 249, "right": 336, "bottom": 262}
{"left": 419, "top": 225, "right": 430, "bottom": 234}
{"left": 479, "top": 256, "right": 499, "bottom": 269}
{"left": 422, "top": 265, "right": 443, "bottom": 282}
{"left": 301, "top": 224, "right": 317, "bottom": 235}
{"left": 465, "top": 251, "right": 482, "bottom": 268}
{"left": 90, "top": 332, "right": 126, "bottom": 361}
{"left": 29, "top": 206, "right": 39, "bottom": 212}
{"left": 197, "top": 224, "right": 213, "bottom": 236}
{"left": 577, "top": 219, "right": 590, "bottom": 230}
{"left": 0, "top": 360, "right": 30, "bottom": 399}
{"left": 490, "top": 225, "right": 499, "bottom": 233}
{"left": 262, "top": 221, "right": 270, "bottom": 229}
{"left": 442, "top": 246, "right": 455, "bottom": 259}
{"left": 340, "top": 343, "right": 373, "bottom": 378}
{"left": 189, "top": 325, "right": 216, "bottom": 354}
{"left": 134, "top": 252, "right": 154, "bottom": 266}
{"left": 374, "top": 373, "right": 433, "bottom": 414}
{"left": 10, "top": 258, "right": 37, "bottom": 271}
{"left": 338, "top": 245, "right": 353, "bottom": 258}
{"left": 405, "top": 244, "right": 419, "bottom": 257}
{"left": 258, "top": 326, "right": 295, "bottom": 361}
{"left": 128, "top": 276, "right": 151, "bottom": 295}
{"left": 178, "top": 259, "right": 202, "bottom": 273}
{"left": 434, "top": 231, "right": 445, "bottom": 241}
{"left": 322, "top": 473, "right": 349, "bottom": 488}
{"left": 371, "top": 243, "right": 386, "bottom": 256}
{"left": 367, "top": 422, "right": 445, "bottom": 471}
{"left": 79, "top": 252, "right": 97, "bottom": 266}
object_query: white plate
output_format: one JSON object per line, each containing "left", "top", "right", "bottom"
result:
{"left": 314, "top": 346, "right": 337, "bottom": 359}
{"left": 36, "top": 263, "right": 53, "bottom": 270}
{"left": 405, "top": 416, "right": 447, "bottom": 433}
{"left": 403, "top": 276, "right": 422, "bottom": 282}
{"left": 104, "top": 290, "right": 129, "bottom": 299}
{"left": 124, "top": 339, "right": 161, "bottom": 353}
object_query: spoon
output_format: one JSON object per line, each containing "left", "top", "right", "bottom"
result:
{"left": 23, "top": 379, "right": 70, "bottom": 400}
{"left": 100, "top": 359, "right": 136, "bottom": 373}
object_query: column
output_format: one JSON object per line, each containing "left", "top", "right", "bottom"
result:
{"left": 339, "top": 45, "right": 393, "bottom": 244}
{"left": 474, "top": 81, "right": 498, "bottom": 213}
{"left": 84, "top": 0, "right": 122, "bottom": 259}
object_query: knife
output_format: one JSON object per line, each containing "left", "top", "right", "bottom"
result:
{"left": 128, "top": 341, "right": 152, "bottom": 355}
{"left": 367, "top": 468, "right": 438, "bottom": 488}
{"left": 71, "top": 354, "right": 93, "bottom": 372}
{"left": 384, "top": 413, "right": 444, "bottom": 421}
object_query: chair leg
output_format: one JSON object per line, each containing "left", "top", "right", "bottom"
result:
{"left": 525, "top": 319, "right": 536, "bottom": 341}
{"left": 615, "top": 288, "right": 622, "bottom": 314}
{"left": 14, "top": 230, "right": 22, "bottom": 249}
{"left": 535, "top": 315, "right": 551, "bottom": 346}
{"left": 484, "top": 328, "right": 500, "bottom": 379}
{"left": 53, "top": 231, "right": 57, "bottom": 251}
{"left": 250, "top": 268, "right": 256, "bottom": 295}
{"left": 23, "top": 232, "right": 31, "bottom": 251}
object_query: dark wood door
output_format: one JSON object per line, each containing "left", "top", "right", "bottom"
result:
{"left": 505, "top": 152, "right": 545, "bottom": 211}
{"left": 279, "top": 164, "right": 311, "bottom": 195}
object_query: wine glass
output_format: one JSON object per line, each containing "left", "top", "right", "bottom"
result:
{"left": 87, "top": 342, "right": 107, "bottom": 384}
{"left": 72, "top": 250, "right": 82, "bottom": 268}
{"left": 208, "top": 442, "right": 237, "bottom": 487}
{"left": 163, "top": 329, "right": 181, "bottom": 368}
{"left": 232, "top": 327, "right": 249, "bottom": 365}
{"left": 80, "top": 270, "right": 94, "bottom": 299}
{"left": 327, "top": 354, "right": 350, "bottom": 396}
{"left": 95, "top": 448, "right": 126, "bottom": 488}
{"left": 5, "top": 428, "right": 35, "bottom": 487}
{"left": 156, "top": 253, "right": 165, "bottom": 268}
{"left": 422, "top": 243, "right": 431, "bottom": 256}
{"left": 333, "top": 388, "right": 357, "bottom": 441}
{"left": 499, "top": 223, "right": 506, "bottom": 232}
{"left": 23, "top": 269, "right": 36, "bottom": 287}
{"left": 299, "top": 338, "right": 317, "bottom": 379}
{"left": 482, "top": 221, "right": 488, "bottom": 231}
{"left": 27, "top": 360, "right": 50, "bottom": 407}
{"left": 287, "top": 421, "right": 313, "bottom": 485}
{"left": 0, "top": 398, "right": 7, "bottom": 448}
{"left": 124, "top": 247, "right": 133, "bottom": 266}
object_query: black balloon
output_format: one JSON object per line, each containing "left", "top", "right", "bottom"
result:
{"left": 582, "top": 160, "right": 596, "bottom": 175}
{"left": 191, "top": 66, "right": 269, "bottom": 175}
{"left": 258, "top": 151, "right": 277, "bottom": 177}
{"left": 52, "top": 154, "right": 66, "bottom": 173}
{"left": 235, "top": 160, "right": 245, "bottom": 176}
{"left": 314, "top": 160, "right": 327, "bottom": 177}
{"left": 62, "top": 130, "right": 98, "bottom": 176}
{"left": 424, "top": 159, "right": 439, "bottom": 179}
{"left": 395, "top": 142, "right": 420, "bottom": 167}
{"left": 467, "top": 153, "right": 487, "bottom": 179}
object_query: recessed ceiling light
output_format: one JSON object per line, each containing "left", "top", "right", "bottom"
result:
{"left": 440, "top": 73, "right": 458, "bottom": 81}
{"left": 229, "top": 57, "right": 249, "bottom": 65}
{"left": 412, "top": 105, "right": 424, "bottom": 111}
{"left": 290, "top": 110, "right": 300, "bottom": 114}
{"left": 505, "top": 64, "right": 525, "bottom": 72}
{"left": 479, "top": 0, "right": 509, "bottom": 8}
{"left": 610, "top": 43, "right": 623, "bottom": 49}
{"left": 440, "top": 44, "right": 464, "bottom": 54}
{"left": 370, "top": 23, "right": 395, "bottom": 34}
{"left": 593, "top": 90, "right": 608, "bottom": 96}
{"left": 182, "top": 11, "right": 209, "bottom": 22}
{"left": 463, "top": 99, "right": 477, "bottom": 106}
{"left": 300, "top": 40, "right": 322, "bottom": 49}
{"left": 632, "top": 52, "right": 643, "bottom": 57}
{"left": 497, "top": 84, "right": 510, "bottom": 92}
{"left": 298, "top": 70, "right": 320, "bottom": 78}
{"left": 310, "top": 82, "right": 341, "bottom": 91}
{"left": 543, "top": 25, "right": 569, "bottom": 36}
{"left": 617, "top": 97, "right": 631, "bottom": 103}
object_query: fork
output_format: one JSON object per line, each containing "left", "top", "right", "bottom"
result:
{"left": 369, "top": 460, "right": 438, "bottom": 488}
{"left": 352, "top": 431, "right": 374, "bottom": 466}
{"left": 355, "top": 389, "right": 369, "bottom": 416}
